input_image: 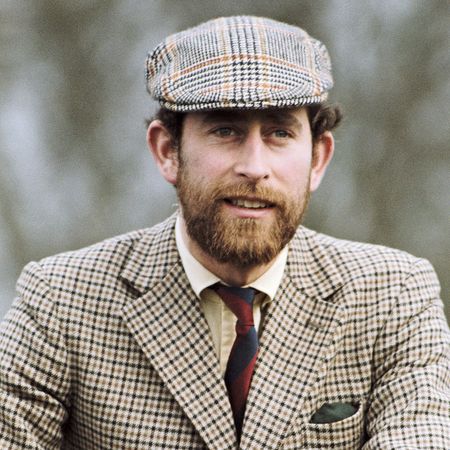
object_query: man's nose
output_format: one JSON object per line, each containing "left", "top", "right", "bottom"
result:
{"left": 233, "top": 132, "right": 270, "bottom": 182}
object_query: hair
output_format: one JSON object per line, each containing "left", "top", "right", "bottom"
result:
{"left": 146, "top": 102, "right": 343, "bottom": 148}
{"left": 306, "top": 103, "right": 343, "bottom": 142}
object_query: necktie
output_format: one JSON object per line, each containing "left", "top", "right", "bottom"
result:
{"left": 213, "top": 284, "right": 259, "bottom": 438}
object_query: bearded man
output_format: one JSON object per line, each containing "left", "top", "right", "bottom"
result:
{"left": 1, "top": 16, "right": 449, "bottom": 450}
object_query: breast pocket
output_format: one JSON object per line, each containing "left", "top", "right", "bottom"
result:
{"left": 303, "top": 400, "right": 366, "bottom": 449}
{"left": 281, "top": 400, "right": 366, "bottom": 449}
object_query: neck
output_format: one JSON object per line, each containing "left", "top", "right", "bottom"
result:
{"left": 180, "top": 220, "right": 275, "bottom": 286}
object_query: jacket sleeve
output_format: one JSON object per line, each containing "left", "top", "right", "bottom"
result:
{"left": 363, "top": 258, "right": 450, "bottom": 449}
{"left": 0, "top": 262, "right": 70, "bottom": 449}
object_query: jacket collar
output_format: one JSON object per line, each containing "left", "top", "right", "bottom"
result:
{"left": 120, "top": 213, "right": 180, "bottom": 294}
{"left": 120, "top": 215, "right": 343, "bottom": 300}
{"left": 286, "top": 225, "right": 344, "bottom": 300}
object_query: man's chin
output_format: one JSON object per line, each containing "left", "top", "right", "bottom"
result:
{"left": 201, "top": 223, "right": 284, "bottom": 267}
{"left": 218, "top": 208, "right": 276, "bottom": 229}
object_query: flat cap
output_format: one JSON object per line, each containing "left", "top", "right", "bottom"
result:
{"left": 146, "top": 16, "right": 333, "bottom": 111}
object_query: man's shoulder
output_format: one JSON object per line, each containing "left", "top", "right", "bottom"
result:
{"left": 44, "top": 219, "right": 171, "bottom": 265}
{"left": 301, "top": 225, "right": 420, "bottom": 258}
{"left": 291, "top": 227, "right": 440, "bottom": 314}
{"left": 18, "top": 215, "right": 177, "bottom": 294}
{"left": 295, "top": 226, "right": 437, "bottom": 282}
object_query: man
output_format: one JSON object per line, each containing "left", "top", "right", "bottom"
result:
{"left": 0, "top": 15, "right": 449, "bottom": 450}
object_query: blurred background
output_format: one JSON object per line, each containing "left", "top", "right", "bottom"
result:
{"left": 0, "top": 0, "right": 449, "bottom": 319}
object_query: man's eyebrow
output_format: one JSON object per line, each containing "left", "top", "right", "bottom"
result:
{"left": 262, "top": 111, "right": 303, "bottom": 129}
{"left": 199, "top": 111, "right": 241, "bottom": 125}
{"left": 199, "top": 110, "right": 303, "bottom": 128}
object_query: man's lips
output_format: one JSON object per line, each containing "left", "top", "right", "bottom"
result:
{"left": 223, "top": 197, "right": 275, "bottom": 209}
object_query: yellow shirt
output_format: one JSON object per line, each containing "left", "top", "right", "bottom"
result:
{"left": 175, "top": 216, "right": 288, "bottom": 375}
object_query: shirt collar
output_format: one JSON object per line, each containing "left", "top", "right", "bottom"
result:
{"left": 175, "top": 215, "right": 288, "bottom": 300}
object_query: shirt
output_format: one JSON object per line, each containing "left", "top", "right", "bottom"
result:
{"left": 175, "top": 216, "right": 288, "bottom": 374}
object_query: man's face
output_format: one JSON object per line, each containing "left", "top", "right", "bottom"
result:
{"left": 174, "top": 107, "right": 324, "bottom": 268}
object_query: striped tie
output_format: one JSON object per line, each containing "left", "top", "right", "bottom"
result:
{"left": 213, "top": 284, "right": 259, "bottom": 439}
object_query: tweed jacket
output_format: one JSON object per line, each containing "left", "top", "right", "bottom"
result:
{"left": 1, "top": 214, "right": 449, "bottom": 449}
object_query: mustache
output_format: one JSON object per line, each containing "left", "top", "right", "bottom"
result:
{"left": 209, "top": 181, "right": 286, "bottom": 206}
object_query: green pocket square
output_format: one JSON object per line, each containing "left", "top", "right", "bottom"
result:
{"left": 310, "top": 402, "right": 359, "bottom": 424}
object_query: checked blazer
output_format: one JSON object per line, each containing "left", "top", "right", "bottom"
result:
{"left": 1, "top": 213, "right": 449, "bottom": 449}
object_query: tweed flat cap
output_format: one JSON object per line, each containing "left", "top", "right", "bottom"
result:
{"left": 146, "top": 16, "right": 333, "bottom": 111}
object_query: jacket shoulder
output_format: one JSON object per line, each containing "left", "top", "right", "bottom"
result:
{"left": 16, "top": 215, "right": 177, "bottom": 309}
{"left": 297, "top": 227, "right": 439, "bottom": 295}
{"left": 35, "top": 216, "right": 174, "bottom": 275}
{"left": 306, "top": 227, "right": 431, "bottom": 270}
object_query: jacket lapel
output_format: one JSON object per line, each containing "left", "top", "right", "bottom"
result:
{"left": 240, "top": 227, "right": 347, "bottom": 449}
{"left": 119, "top": 215, "right": 237, "bottom": 449}
{"left": 118, "top": 217, "right": 347, "bottom": 449}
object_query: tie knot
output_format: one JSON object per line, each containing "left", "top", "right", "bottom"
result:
{"left": 212, "top": 284, "right": 256, "bottom": 326}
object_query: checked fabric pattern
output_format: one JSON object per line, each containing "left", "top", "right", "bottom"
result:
{"left": 213, "top": 284, "right": 259, "bottom": 438}
{"left": 1, "top": 213, "right": 449, "bottom": 448}
{"left": 146, "top": 16, "right": 333, "bottom": 111}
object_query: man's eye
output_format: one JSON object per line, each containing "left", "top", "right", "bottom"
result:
{"left": 273, "top": 129, "right": 290, "bottom": 138}
{"left": 212, "top": 127, "right": 235, "bottom": 137}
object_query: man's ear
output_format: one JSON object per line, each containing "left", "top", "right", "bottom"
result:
{"left": 147, "top": 120, "right": 179, "bottom": 185}
{"left": 309, "top": 131, "right": 334, "bottom": 192}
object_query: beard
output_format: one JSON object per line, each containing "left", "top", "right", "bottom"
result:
{"left": 177, "top": 160, "right": 311, "bottom": 269}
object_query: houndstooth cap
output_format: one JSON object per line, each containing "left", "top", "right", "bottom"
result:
{"left": 146, "top": 16, "right": 334, "bottom": 111}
